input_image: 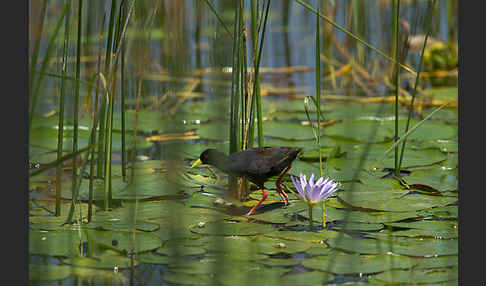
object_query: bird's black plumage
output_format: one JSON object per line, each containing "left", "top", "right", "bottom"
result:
{"left": 198, "top": 147, "right": 301, "bottom": 188}
{"left": 196, "top": 147, "right": 301, "bottom": 215}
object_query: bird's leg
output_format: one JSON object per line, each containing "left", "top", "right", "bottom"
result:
{"left": 207, "top": 166, "right": 220, "bottom": 183}
{"left": 244, "top": 188, "right": 267, "bottom": 216}
{"left": 276, "top": 164, "right": 292, "bottom": 205}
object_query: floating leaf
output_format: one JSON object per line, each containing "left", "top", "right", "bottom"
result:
{"left": 339, "top": 189, "right": 457, "bottom": 211}
{"left": 263, "top": 121, "right": 316, "bottom": 140}
{"left": 190, "top": 220, "right": 276, "bottom": 236}
{"left": 371, "top": 267, "right": 458, "bottom": 284}
{"left": 87, "top": 229, "right": 162, "bottom": 254}
{"left": 328, "top": 234, "right": 457, "bottom": 257}
{"left": 29, "top": 230, "right": 81, "bottom": 257}
{"left": 405, "top": 168, "right": 457, "bottom": 192}
{"left": 325, "top": 120, "right": 456, "bottom": 143}
{"left": 62, "top": 254, "right": 137, "bottom": 269}
{"left": 279, "top": 271, "right": 334, "bottom": 286}
{"left": 157, "top": 246, "right": 206, "bottom": 256}
{"left": 29, "top": 264, "right": 71, "bottom": 281}
{"left": 137, "top": 253, "right": 170, "bottom": 265}
{"left": 303, "top": 252, "right": 416, "bottom": 274}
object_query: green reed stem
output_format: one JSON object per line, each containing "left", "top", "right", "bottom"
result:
{"left": 55, "top": 0, "right": 72, "bottom": 217}
{"left": 87, "top": 74, "right": 101, "bottom": 222}
{"left": 88, "top": 24, "right": 106, "bottom": 221}
{"left": 97, "top": 0, "right": 118, "bottom": 179}
{"left": 71, "top": 0, "right": 84, "bottom": 212}
{"left": 239, "top": 0, "right": 251, "bottom": 150}
{"left": 104, "top": 79, "right": 115, "bottom": 209}
{"left": 30, "top": 145, "right": 94, "bottom": 177}
{"left": 121, "top": 10, "right": 127, "bottom": 182}
{"left": 29, "top": 3, "right": 68, "bottom": 132}
{"left": 315, "top": 3, "right": 325, "bottom": 228}
{"left": 230, "top": 0, "right": 242, "bottom": 155}
{"left": 373, "top": 102, "right": 451, "bottom": 170}
{"left": 315, "top": 6, "right": 322, "bottom": 178}
{"left": 29, "top": 0, "right": 47, "bottom": 107}
{"left": 393, "top": 0, "right": 400, "bottom": 178}
{"left": 252, "top": 0, "right": 270, "bottom": 148}
{"left": 398, "top": 0, "right": 436, "bottom": 173}
{"left": 202, "top": 0, "right": 233, "bottom": 38}
{"left": 294, "top": 0, "right": 416, "bottom": 76}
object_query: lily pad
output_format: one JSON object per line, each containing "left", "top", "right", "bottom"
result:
{"left": 338, "top": 189, "right": 457, "bottom": 211}
{"left": 370, "top": 267, "right": 458, "bottom": 284}
{"left": 162, "top": 272, "right": 212, "bottom": 285}
{"left": 327, "top": 235, "right": 458, "bottom": 257}
{"left": 190, "top": 220, "right": 276, "bottom": 236}
{"left": 368, "top": 228, "right": 458, "bottom": 239}
{"left": 302, "top": 252, "right": 416, "bottom": 274}
{"left": 137, "top": 253, "right": 170, "bottom": 264}
{"left": 405, "top": 168, "right": 458, "bottom": 192}
{"left": 30, "top": 230, "right": 81, "bottom": 257}
{"left": 29, "top": 264, "right": 71, "bottom": 281}
{"left": 279, "top": 271, "right": 334, "bottom": 286}
{"left": 325, "top": 120, "right": 456, "bottom": 143}
{"left": 385, "top": 220, "right": 458, "bottom": 232}
{"left": 264, "top": 229, "right": 340, "bottom": 243}
{"left": 62, "top": 254, "right": 137, "bottom": 269}
{"left": 263, "top": 121, "right": 317, "bottom": 140}
{"left": 157, "top": 245, "right": 206, "bottom": 256}
{"left": 86, "top": 229, "right": 162, "bottom": 254}
{"left": 300, "top": 205, "right": 420, "bottom": 225}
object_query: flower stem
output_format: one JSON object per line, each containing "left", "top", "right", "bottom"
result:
{"left": 308, "top": 204, "right": 314, "bottom": 231}
{"left": 322, "top": 201, "right": 326, "bottom": 229}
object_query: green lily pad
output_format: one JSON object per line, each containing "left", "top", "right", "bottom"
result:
{"left": 264, "top": 229, "right": 340, "bottom": 243}
{"left": 415, "top": 139, "right": 458, "bottom": 153}
{"left": 279, "top": 271, "right": 334, "bottom": 286}
{"left": 86, "top": 229, "right": 162, "bottom": 254}
{"left": 190, "top": 220, "right": 276, "bottom": 236}
{"left": 247, "top": 236, "right": 313, "bottom": 255}
{"left": 30, "top": 125, "right": 151, "bottom": 152}
{"left": 370, "top": 267, "right": 458, "bottom": 284}
{"left": 417, "top": 206, "right": 458, "bottom": 219}
{"left": 195, "top": 122, "right": 229, "bottom": 141}
{"left": 137, "top": 253, "right": 170, "bottom": 264}
{"left": 339, "top": 189, "right": 457, "bottom": 211}
{"left": 29, "top": 264, "right": 72, "bottom": 281}
{"left": 415, "top": 255, "right": 458, "bottom": 269}
{"left": 368, "top": 228, "right": 458, "bottom": 239}
{"left": 329, "top": 145, "right": 448, "bottom": 170}
{"left": 263, "top": 121, "right": 317, "bottom": 140}
{"left": 327, "top": 235, "right": 457, "bottom": 257}
{"left": 302, "top": 252, "right": 416, "bottom": 274}
{"left": 321, "top": 206, "right": 420, "bottom": 224}
{"left": 330, "top": 221, "right": 384, "bottom": 231}
{"left": 62, "top": 254, "right": 137, "bottom": 269}
{"left": 30, "top": 230, "right": 81, "bottom": 257}
{"left": 385, "top": 220, "right": 458, "bottom": 232}
{"left": 405, "top": 168, "right": 458, "bottom": 192}
{"left": 250, "top": 207, "right": 293, "bottom": 224}
{"left": 162, "top": 272, "right": 212, "bottom": 285}
{"left": 325, "top": 119, "right": 456, "bottom": 143}
{"left": 260, "top": 258, "right": 303, "bottom": 266}
{"left": 264, "top": 138, "right": 332, "bottom": 150}
{"left": 157, "top": 245, "right": 206, "bottom": 256}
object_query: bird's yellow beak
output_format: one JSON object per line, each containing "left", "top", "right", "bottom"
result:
{"left": 191, "top": 158, "right": 203, "bottom": 168}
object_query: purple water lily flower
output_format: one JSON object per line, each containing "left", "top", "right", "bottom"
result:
{"left": 291, "top": 173, "right": 339, "bottom": 205}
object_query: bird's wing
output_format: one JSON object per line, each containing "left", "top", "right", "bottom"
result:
{"left": 246, "top": 150, "right": 289, "bottom": 177}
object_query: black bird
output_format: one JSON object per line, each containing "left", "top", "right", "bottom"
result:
{"left": 191, "top": 147, "right": 301, "bottom": 216}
